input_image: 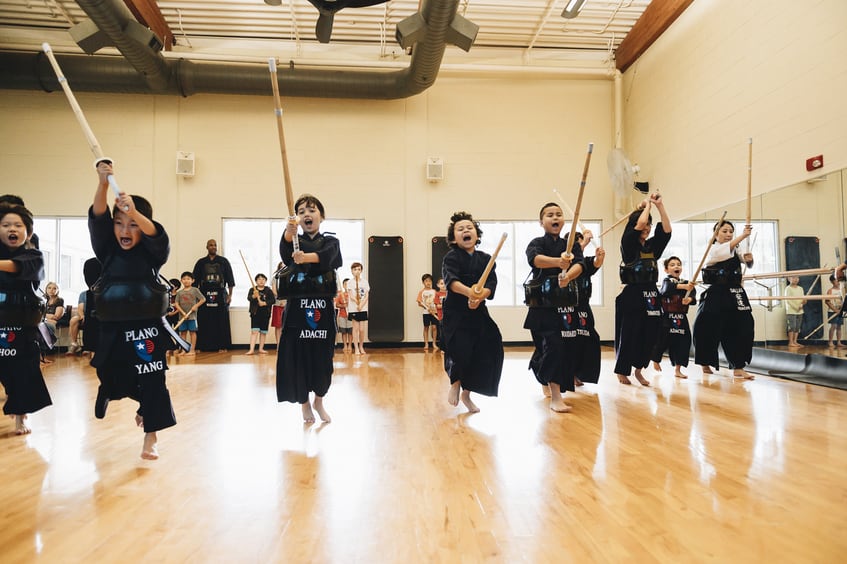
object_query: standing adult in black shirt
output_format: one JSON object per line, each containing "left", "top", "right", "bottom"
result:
{"left": 192, "top": 239, "right": 235, "bottom": 352}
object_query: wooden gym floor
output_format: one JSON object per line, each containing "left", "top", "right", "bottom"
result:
{"left": 1, "top": 347, "right": 845, "bottom": 563}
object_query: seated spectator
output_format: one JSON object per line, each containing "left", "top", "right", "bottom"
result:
{"left": 39, "top": 281, "right": 64, "bottom": 364}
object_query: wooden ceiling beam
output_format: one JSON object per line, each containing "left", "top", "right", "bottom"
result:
{"left": 614, "top": 0, "right": 693, "bottom": 73}
{"left": 123, "top": 0, "right": 175, "bottom": 51}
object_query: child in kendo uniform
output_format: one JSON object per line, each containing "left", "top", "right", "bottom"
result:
{"left": 614, "top": 193, "right": 672, "bottom": 386}
{"left": 561, "top": 230, "right": 605, "bottom": 389}
{"left": 441, "top": 211, "right": 503, "bottom": 413}
{"left": 693, "top": 220, "right": 755, "bottom": 379}
{"left": 276, "top": 194, "right": 342, "bottom": 424}
{"left": 523, "top": 202, "right": 580, "bottom": 413}
{"left": 0, "top": 203, "right": 52, "bottom": 435}
{"left": 88, "top": 160, "right": 175, "bottom": 460}
{"left": 650, "top": 256, "right": 696, "bottom": 379}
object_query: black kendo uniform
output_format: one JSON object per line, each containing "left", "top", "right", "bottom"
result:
{"left": 0, "top": 245, "right": 52, "bottom": 416}
{"left": 561, "top": 236, "right": 602, "bottom": 385}
{"left": 523, "top": 233, "right": 583, "bottom": 392}
{"left": 651, "top": 275, "right": 696, "bottom": 368}
{"left": 89, "top": 207, "right": 176, "bottom": 433}
{"left": 441, "top": 247, "right": 503, "bottom": 397}
{"left": 192, "top": 254, "right": 235, "bottom": 351}
{"left": 614, "top": 214, "right": 672, "bottom": 376}
{"left": 693, "top": 251, "right": 754, "bottom": 371}
{"left": 80, "top": 257, "right": 102, "bottom": 353}
{"left": 276, "top": 231, "right": 341, "bottom": 404}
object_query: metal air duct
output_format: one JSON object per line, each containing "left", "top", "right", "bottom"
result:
{"left": 0, "top": 0, "right": 465, "bottom": 100}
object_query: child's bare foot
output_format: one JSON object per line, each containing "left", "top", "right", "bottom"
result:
{"left": 447, "top": 381, "right": 460, "bottom": 406}
{"left": 245, "top": 350, "right": 254, "bottom": 355}
{"left": 652, "top": 361, "right": 662, "bottom": 371}
{"left": 313, "top": 397, "right": 331, "bottom": 423}
{"left": 542, "top": 384, "right": 551, "bottom": 397}
{"left": 675, "top": 370, "right": 687, "bottom": 379}
{"left": 141, "top": 432, "right": 159, "bottom": 460}
{"left": 701, "top": 365, "right": 714, "bottom": 374}
{"left": 574, "top": 377, "right": 584, "bottom": 387}
{"left": 135, "top": 414, "right": 143, "bottom": 428}
{"left": 634, "top": 369, "right": 650, "bottom": 387}
{"left": 549, "top": 397, "right": 572, "bottom": 413}
{"left": 14, "top": 415, "right": 31, "bottom": 435}
{"left": 460, "top": 390, "right": 480, "bottom": 413}
{"left": 616, "top": 374, "right": 631, "bottom": 385}
{"left": 259, "top": 350, "right": 268, "bottom": 355}
{"left": 301, "top": 402, "right": 316, "bottom": 424}
{"left": 733, "top": 369, "right": 755, "bottom": 380}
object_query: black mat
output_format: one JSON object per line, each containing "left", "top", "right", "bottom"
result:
{"left": 749, "top": 348, "right": 847, "bottom": 390}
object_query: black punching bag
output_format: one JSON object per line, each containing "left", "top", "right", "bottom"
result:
{"left": 367, "top": 236, "right": 404, "bottom": 342}
{"left": 431, "top": 236, "right": 449, "bottom": 282}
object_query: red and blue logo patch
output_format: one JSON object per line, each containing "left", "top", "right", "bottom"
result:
{"left": 0, "top": 330, "right": 16, "bottom": 348}
{"left": 305, "top": 308, "right": 321, "bottom": 330}
{"left": 134, "top": 339, "right": 155, "bottom": 362}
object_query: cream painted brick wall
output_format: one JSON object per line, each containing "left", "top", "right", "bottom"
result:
{"left": 624, "top": 0, "right": 847, "bottom": 220}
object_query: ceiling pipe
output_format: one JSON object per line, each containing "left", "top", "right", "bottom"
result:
{"left": 0, "top": 0, "right": 468, "bottom": 100}
{"left": 75, "top": 0, "right": 171, "bottom": 91}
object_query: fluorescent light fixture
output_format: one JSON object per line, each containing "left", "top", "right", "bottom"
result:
{"left": 561, "top": 0, "right": 586, "bottom": 19}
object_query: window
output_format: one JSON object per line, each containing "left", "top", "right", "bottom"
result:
{"left": 478, "top": 220, "right": 604, "bottom": 307}
{"left": 33, "top": 217, "right": 91, "bottom": 306}
{"left": 222, "top": 218, "right": 364, "bottom": 308}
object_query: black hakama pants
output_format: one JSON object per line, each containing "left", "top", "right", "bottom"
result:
{"left": 92, "top": 319, "right": 176, "bottom": 433}
{"left": 651, "top": 312, "right": 692, "bottom": 367}
{"left": 561, "top": 303, "right": 601, "bottom": 384}
{"left": 614, "top": 283, "right": 662, "bottom": 375}
{"left": 524, "top": 307, "right": 569, "bottom": 390}
{"left": 196, "top": 288, "right": 232, "bottom": 351}
{"left": 276, "top": 296, "right": 336, "bottom": 403}
{"left": 693, "top": 285, "right": 754, "bottom": 370}
{"left": 443, "top": 312, "right": 503, "bottom": 397}
{"left": 0, "top": 326, "right": 52, "bottom": 415}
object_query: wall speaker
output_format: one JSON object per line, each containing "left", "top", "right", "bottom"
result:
{"left": 176, "top": 151, "right": 195, "bottom": 177}
{"left": 426, "top": 157, "right": 443, "bottom": 182}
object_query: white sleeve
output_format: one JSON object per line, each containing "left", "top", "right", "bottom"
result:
{"left": 705, "top": 242, "right": 735, "bottom": 266}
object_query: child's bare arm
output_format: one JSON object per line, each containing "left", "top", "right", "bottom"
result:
{"left": 93, "top": 161, "right": 112, "bottom": 216}
{"left": 0, "top": 259, "right": 18, "bottom": 273}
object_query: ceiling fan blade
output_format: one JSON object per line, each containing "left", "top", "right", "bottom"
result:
{"left": 315, "top": 12, "right": 335, "bottom": 43}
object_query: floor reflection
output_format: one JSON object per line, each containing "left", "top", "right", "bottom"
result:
{"left": 1, "top": 347, "right": 845, "bottom": 561}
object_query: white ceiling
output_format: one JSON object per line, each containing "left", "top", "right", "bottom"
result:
{"left": 0, "top": 0, "right": 653, "bottom": 71}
